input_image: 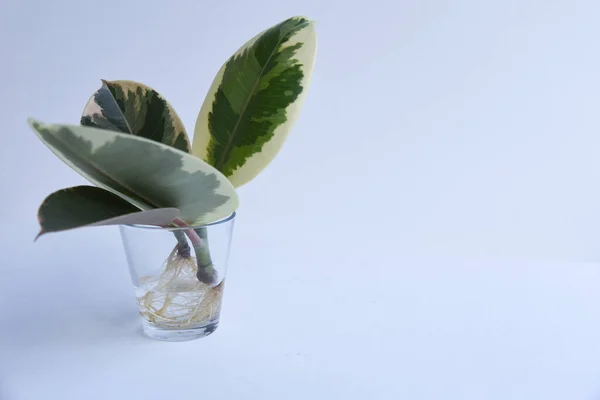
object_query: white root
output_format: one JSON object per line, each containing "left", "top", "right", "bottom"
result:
{"left": 136, "top": 247, "right": 224, "bottom": 329}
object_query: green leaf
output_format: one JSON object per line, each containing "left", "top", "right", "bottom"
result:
{"left": 29, "top": 119, "right": 239, "bottom": 226}
{"left": 36, "top": 186, "right": 179, "bottom": 239}
{"left": 191, "top": 16, "right": 317, "bottom": 187}
{"left": 81, "top": 80, "right": 191, "bottom": 153}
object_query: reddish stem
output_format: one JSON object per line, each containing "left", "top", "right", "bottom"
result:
{"left": 172, "top": 217, "right": 203, "bottom": 247}
{"left": 168, "top": 217, "right": 216, "bottom": 285}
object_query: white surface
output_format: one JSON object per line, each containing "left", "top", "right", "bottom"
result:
{"left": 2, "top": 0, "right": 600, "bottom": 398}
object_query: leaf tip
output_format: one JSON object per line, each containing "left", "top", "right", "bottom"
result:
{"left": 26, "top": 117, "right": 42, "bottom": 129}
{"left": 34, "top": 230, "right": 45, "bottom": 242}
{"left": 291, "top": 15, "right": 314, "bottom": 26}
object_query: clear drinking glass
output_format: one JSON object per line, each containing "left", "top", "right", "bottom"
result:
{"left": 118, "top": 213, "right": 235, "bottom": 341}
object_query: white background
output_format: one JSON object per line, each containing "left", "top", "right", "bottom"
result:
{"left": 2, "top": 0, "right": 600, "bottom": 398}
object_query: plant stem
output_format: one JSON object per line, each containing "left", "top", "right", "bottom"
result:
{"left": 173, "top": 231, "right": 191, "bottom": 258}
{"left": 173, "top": 218, "right": 217, "bottom": 285}
{"left": 193, "top": 226, "right": 214, "bottom": 279}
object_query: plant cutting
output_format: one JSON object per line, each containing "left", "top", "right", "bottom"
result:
{"left": 30, "top": 16, "right": 317, "bottom": 341}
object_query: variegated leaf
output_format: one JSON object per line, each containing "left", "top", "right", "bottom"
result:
{"left": 81, "top": 80, "right": 191, "bottom": 152}
{"left": 192, "top": 16, "right": 317, "bottom": 187}
{"left": 36, "top": 186, "right": 179, "bottom": 239}
{"left": 29, "top": 119, "right": 239, "bottom": 226}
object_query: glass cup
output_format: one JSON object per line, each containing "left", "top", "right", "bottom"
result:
{"left": 118, "top": 213, "right": 235, "bottom": 341}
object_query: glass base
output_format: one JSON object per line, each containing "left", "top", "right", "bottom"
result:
{"left": 141, "top": 319, "right": 219, "bottom": 342}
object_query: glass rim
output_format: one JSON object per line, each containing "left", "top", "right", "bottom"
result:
{"left": 123, "top": 211, "right": 236, "bottom": 231}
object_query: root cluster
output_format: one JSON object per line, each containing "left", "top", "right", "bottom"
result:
{"left": 137, "top": 247, "right": 224, "bottom": 329}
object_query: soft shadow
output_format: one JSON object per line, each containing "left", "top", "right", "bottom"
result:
{"left": 0, "top": 292, "right": 144, "bottom": 353}
{"left": 0, "top": 254, "right": 149, "bottom": 361}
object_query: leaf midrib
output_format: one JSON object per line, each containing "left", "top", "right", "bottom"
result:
{"left": 87, "top": 83, "right": 165, "bottom": 209}
{"left": 100, "top": 79, "right": 135, "bottom": 135}
{"left": 215, "top": 26, "right": 296, "bottom": 171}
{"left": 56, "top": 131, "right": 162, "bottom": 210}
